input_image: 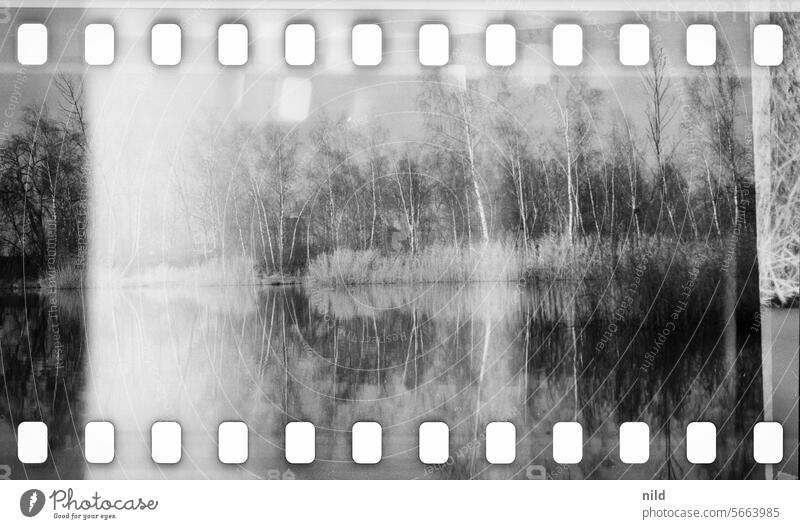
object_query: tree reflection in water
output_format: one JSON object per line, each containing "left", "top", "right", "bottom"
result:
{"left": 0, "top": 277, "right": 771, "bottom": 479}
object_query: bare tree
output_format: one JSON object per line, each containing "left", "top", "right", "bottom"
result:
{"left": 254, "top": 125, "right": 299, "bottom": 273}
{"left": 391, "top": 151, "right": 430, "bottom": 255}
{"left": 365, "top": 124, "right": 388, "bottom": 250}
{"left": 0, "top": 105, "right": 86, "bottom": 267}
{"left": 551, "top": 76, "right": 600, "bottom": 242}
{"left": 419, "top": 70, "right": 490, "bottom": 245}
{"left": 688, "top": 48, "right": 752, "bottom": 232}
{"left": 643, "top": 46, "right": 679, "bottom": 235}
{"left": 491, "top": 75, "right": 541, "bottom": 251}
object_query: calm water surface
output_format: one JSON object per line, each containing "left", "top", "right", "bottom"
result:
{"left": 0, "top": 282, "right": 792, "bottom": 479}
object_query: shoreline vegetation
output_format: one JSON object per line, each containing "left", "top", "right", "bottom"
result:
{"left": 4, "top": 246, "right": 791, "bottom": 311}
{"left": 1, "top": 234, "right": 739, "bottom": 295}
{"left": 306, "top": 235, "right": 719, "bottom": 286}
{"left": 2, "top": 37, "right": 797, "bottom": 308}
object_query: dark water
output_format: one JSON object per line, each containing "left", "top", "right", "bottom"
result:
{"left": 0, "top": 281, "right": 787, "bottom": 480}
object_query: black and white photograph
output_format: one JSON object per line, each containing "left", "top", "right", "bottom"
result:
{"left": 0, "top": 2, "right": 797, "bottom": 492}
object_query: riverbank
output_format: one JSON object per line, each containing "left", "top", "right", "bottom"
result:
{"left": 307, "top": 235, "right": 725, "bottom": 286}
{"left": 0, "top": 235, "right": 779, "bottom": 314}
{"left": 0, "top": 255, "right": 301, "bottom": 292}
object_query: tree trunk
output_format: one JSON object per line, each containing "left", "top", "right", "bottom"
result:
{"left": 459, "top": 94, "right": 489, "bottom": 244}
{"left": 369, "top": 160, "right": 377, "bottom": 250}
{"left": 564, "top": 114, "right": 575, "bottom": 243}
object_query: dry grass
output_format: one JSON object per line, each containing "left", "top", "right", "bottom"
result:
{"left": 518, "top": 233, "right": 611, "bottom": 281}
{"left": 760, "top": 12, "right": 800, "bottom": 307}
{"left": 307, "top": 241, "right": 524, "bottom": 286}
{"left": 306, "top": 235, "right": 709, "bottom": 287}
{"left": 37, "top": 261, "right": 85, "bottom": 290}
{"left": 759, "top": 202, "right": 800, "bottom": 306}
{"left": 306, "top": 235, "right": 726, "bottom": 326}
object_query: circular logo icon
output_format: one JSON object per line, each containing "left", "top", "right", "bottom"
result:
{"left": 20, "top": 489, "right": 45, "bottom": 517}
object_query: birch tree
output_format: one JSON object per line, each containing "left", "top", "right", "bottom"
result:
{"left": 643, "top": 46, "right": 679, "bottom": 235}
{"left": 419, "top": 71, "right": 490, "bottom": 245}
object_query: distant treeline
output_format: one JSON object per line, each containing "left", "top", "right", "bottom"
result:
{"left": 174, "top": 46, "right": 753, "bottom": 275}
{"left": 0, "top": 48, "right": 756, "bottom": 284}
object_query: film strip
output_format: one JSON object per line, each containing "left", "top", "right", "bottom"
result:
{"left": 4, "top": 20, "right": 790, "bottom": 67}
{"left": 11, "top": 419, "right": 789, "bottom": 468}
{"left": 0, "top": 2, "right": 797, "bottom": 481}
